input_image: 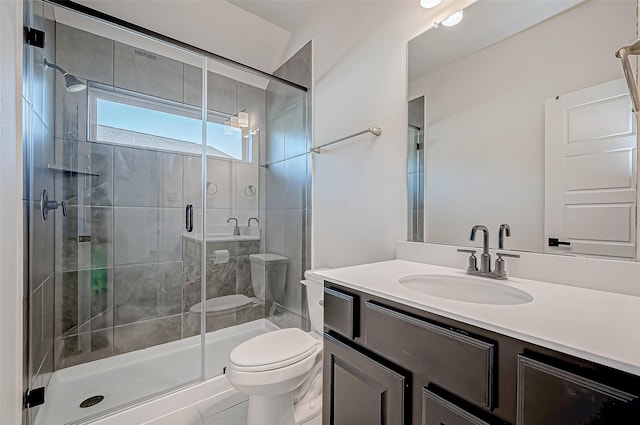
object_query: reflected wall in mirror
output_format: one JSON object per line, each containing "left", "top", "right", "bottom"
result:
{"left": 407, "top": 0, "right": 639, "bottom": 260}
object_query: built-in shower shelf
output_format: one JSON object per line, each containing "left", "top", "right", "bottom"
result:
{"left": 48, "top": 164, "right": 100, "bottom": 176}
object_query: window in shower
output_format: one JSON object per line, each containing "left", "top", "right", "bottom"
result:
{"left": 88, "top": 86, "right": 249, "bottom": 161}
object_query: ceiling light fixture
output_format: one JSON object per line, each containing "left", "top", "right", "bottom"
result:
{"left": 441, "top": 10, "right": 463, "bottom": 27}
{"left": 420, "top": 0, "right": 442, "bottom": 8}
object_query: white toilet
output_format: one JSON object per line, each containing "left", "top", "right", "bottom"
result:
{"left": 225, "top": 269, "right": 326, "bottom": 425}
{"left": 186, "top": 253, "right": 289, "bottom": 333}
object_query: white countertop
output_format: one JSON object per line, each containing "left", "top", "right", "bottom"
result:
{"left": 316, "top": 260, "right": 640, "bottom": 376}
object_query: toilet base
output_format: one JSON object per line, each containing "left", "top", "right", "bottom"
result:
{"left": 247, "top": 393, "right": 295, "bottom": 425}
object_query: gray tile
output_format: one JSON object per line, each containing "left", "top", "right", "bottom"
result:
{"left": 273, "top": 41, "right": 312, "bottom": 90}
{"left": 235, "top": 255, "right": 254, "bottom": 298}
{"left": 159, "top": 151, "right": 184, "bottom": 208}
{"left": 43, "top": 17, "right": 56, "bottom": 130}
{"left": 283, "top": 258, "right": 303, "bottom": 315}
{"left": 31, "top": 281, "right": 43, "bottom": 377}
{"left": 114, "top": 315, "right": 182, "bottom": 354}
{"left": 206, "top": 257, "right": 237, "bottom": 298}
{"left": 284, "top": 154, "right": 306, "bottom": 210}
{"left": 418, "top": 171, "right": 424, "bottom": 211}
{"left": 304, "top": 209, "right": 312, "bottom": 267}
{"left": 114, "top": 146, "right": 159, "bottom": 207}
{"left": 265, "top": 82, "right": 287, "bottom": 122}
{"left": 237, "top": 82, "right": 266, "bottom": 128}
{"left": 56, "top": 206, "right": 113, "bottom": 272}
{"left": 183, "top": 64, "right": 204, "bottom": 107}
{"left": 207, "top": 158, "right": 233, "bottom": 209}
{"left": 42, "top": 275, "right": 54, "bottom": 362}
{"left": 36, "top": 345, "right": 54, "bottom": 390}
{"left": 237, "top": 240, "right": 259, "bottom": 256}
{"left": 284, "top": 101, "right": 306, "bottom": 158}
{"left": 114, "top": 207, "right": 182, "bottom": 265}
{"left": 183, "top": 154, "right": 203, "bottom": 208}
{"left": 235, "top": 161, "right": 259, "bottom": 211}
{"left": 31, "top": 113, "right": 54, "bottom": 205}
{"left": 56, "top": 139, "right": 114, "bottom": 207}
{"left": 30, "top": 200, "right": 54, "bottom": 286}
{"left": 265, "top": 160, "right": 284, "bottom": 211}
{"left": 114, "top": 42, "right": 183, "bottom": 103}
{"left": 266, "top": 115, "right": 284, "bottom": 164}
{"left": 56, "top": 328, "right": 113, "bottom": 369}
{"left": 56, "top": 23, "right": 114, "bottom": 84}
{"left": 54, "top": 75, "right": 88, "bottom": 141}
{"left": 264, "top": 209, "right": 284, "bottom": 256}
{"left": 208, "top": 72, "right": 238, "bottom": 115}
{"left": 55, "top": 268, "right": 113, "bottom": 338}
{"left": 283, "top": 209, "right": 304, "bottom": 261}
{"left": 158, "top": 208, "right": 183, "bottom": 262}
{"left": 114, "top": 262, "right": 183, "bottom": 325}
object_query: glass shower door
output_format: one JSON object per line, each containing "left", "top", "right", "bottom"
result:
{"left": 27, "top": 4, "right": 208, "bottom": 423}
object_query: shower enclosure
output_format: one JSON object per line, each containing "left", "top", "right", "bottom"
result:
{"left": 22, "top": 1, "right": 311, "bottom": 424}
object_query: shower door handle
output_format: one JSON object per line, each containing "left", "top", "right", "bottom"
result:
{"left": 185, "top": 204, "right": 193, "bottom": 232}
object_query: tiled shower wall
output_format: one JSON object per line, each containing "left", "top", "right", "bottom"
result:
{"left": 51, "top": 23, "right": 265, "bottom": 369}
{"left": 408, "top": 96, "right": 424, "bottom": 242}
{"left": 23, "top": 3, "right": 56, "bottom": 424}
{"left": 263, "top": 42, "right": 313, "bottom": 321}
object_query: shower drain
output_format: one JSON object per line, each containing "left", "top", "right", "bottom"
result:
{"left": 79, "top": 395, "right": 104, "bottom": 408}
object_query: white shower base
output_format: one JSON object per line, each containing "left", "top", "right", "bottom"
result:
{"left": 36, "top": 319, "right": 278, "bottom": 425}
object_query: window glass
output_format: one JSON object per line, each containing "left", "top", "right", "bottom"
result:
{"left": 91, "top": 87, "right": 246, "bottom": 160}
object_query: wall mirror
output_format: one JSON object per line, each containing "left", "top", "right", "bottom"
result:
{"left": 407, "top": 0, "right": 639, "bottom": 260}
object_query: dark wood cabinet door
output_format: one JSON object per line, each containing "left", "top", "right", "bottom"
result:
{"left": 517, "top": 356, "right": 639, "bottom": 425}
{"left": 323, "top": 333, "right": 407, "bottom": 425}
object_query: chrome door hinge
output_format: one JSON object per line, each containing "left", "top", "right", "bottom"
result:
{"left": 24, "top": 27, "right": 45, "bottom": 48}
{"left": 24, "top": 387, "right": 45, "bottom": 408}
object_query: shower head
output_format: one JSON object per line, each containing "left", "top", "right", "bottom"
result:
{"left": 43, "top": 58, "right": 87, "bottom": 93}
{"left": 615, "top": 38, "right": 640, "bottom": 113}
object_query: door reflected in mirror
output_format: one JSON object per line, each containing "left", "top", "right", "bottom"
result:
{"left": 407, "top": 0, "right": 639, "bottom": 260}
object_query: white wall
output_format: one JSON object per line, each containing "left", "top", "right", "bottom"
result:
{"left": 279, "top": 0, "right": 473, "bottom": 268}
{"left": 0, "top": 0, "right": 23, "bottom": 423}
{"left": 408, "top": 0, "right": 634, "bottom": 252}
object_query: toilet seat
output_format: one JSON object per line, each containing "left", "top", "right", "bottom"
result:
{"left": 229, "top": 328, "right": 319, "bottom": 372}
{"left": 189, "top": 294, "right": 253, "bottom": 316}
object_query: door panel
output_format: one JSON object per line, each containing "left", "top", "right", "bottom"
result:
{"left": 545, "top": 78, "right": 637, "bottom": 258}
{"left": 323, "top": 333, "right": 407, "bottom": 425}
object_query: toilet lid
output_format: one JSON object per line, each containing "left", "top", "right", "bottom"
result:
{"left": 189, "top": 294, "right": 253, "bottom": 315}
{"left": 229, "top": 328, "right": 318, "bottom": 372}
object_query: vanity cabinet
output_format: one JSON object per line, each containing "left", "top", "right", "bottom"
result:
{"left": 322, "top": 282, "right": 640, "bottom": 425}
{"left": 323, "top": 333, "right": 408, "bottom": 425}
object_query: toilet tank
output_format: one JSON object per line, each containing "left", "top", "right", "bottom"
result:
{"left": 249, "top": 253, "right": 288, "bottom": 302}
{"left": 303, "top": 269, "right": 329, "bottom": 334}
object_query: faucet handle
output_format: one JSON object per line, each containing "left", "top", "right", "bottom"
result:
{"left": 494, "top": 252, "right": 520, "bottom": 280}
{"left": 457, "top": 249, "right": 478, "bottom": 273}
{"left": 496, "top": 252, "right": 520, "bottom": 259}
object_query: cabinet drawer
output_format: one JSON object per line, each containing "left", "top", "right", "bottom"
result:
{"left": 364, "top": 302, "right": 495, "bottom": 409}
{"left": 324, "top": 287, "right": 358, "bottom": 339}
{"left": 422, "top": 389, "right": 491, "bottom": 425}
{"left": 517, "top": 355, "right": 638, "bottom": 425}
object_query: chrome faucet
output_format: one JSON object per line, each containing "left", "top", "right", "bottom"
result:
{"left": 470, "top": 225, "right": 491, "bottom": 273}
{"left": 458, "top": 224, "right": 520, "bottom": 280}
{"left": 248, "top": 217, "right": 259, "bottom": 227}
{"left": 227, "top": 217, "right": 241, "bottom": 236}
{"left": 498, "top": 224, "right": 511, "bottom": 250}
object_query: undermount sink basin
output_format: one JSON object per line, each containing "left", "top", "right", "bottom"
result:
{"left": 398, "top": 274, "right": 533, "bottom": 305}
